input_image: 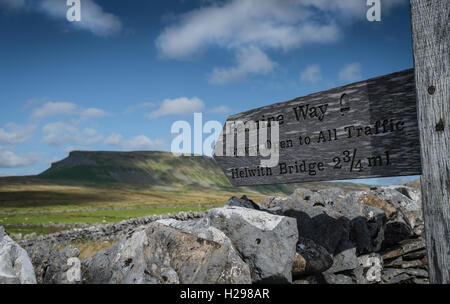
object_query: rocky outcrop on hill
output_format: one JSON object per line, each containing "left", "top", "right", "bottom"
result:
{"left": 0, "top": 226, "right": 36, "bottom": 284}
{"left": 3, "top": 184, "right": 427, "bottom": 284}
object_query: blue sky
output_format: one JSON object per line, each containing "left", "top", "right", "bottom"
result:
{"left": 0, "top": 0, "right": 418, "bottom": 185}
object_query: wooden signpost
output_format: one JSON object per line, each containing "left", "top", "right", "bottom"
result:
{"left": 214, "top": 69, "right": 421, "bottom": 186}
{"left": 410, "top": 0, "right": 449, "bottom": 284}
{"left": 212, "top": 0, "right": 449, "bottom": 283}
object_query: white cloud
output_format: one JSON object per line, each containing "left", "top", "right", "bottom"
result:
{"left": 80, "top": 108, "right": 111, "bottom": 118}
{"left": 300, "top": 64, "right": 322, "bottom": 84}
{"left": 0, "top": 148, "right": 40, "bottom": 168}
{"left": 338, "top": 63, "right": 362, "bottom": 82}
{"left": 24, "top": 97, "right": 47, "bottom": 110}
{"left": 156, "top": 0, "right": 342, "bottom": 60}
{"left": 38, "top": 0, "right": 121, "bottom": 36}
{"left": 155, "top": 0, "right": 411, "bottom": 58}
{"left": 125, "top": 102, "right": 156, "bottom": 114}
{"left": 103, "top": 133, "right": 123, "bottom": 146}
{"left": 209, "top": 46, "right": 276, "bottom": 84}
{"left": 83, "top": 128, "right": 98, "bottom": 136}
{"left": 147, "top": 97, "right": 205, "bottom": 118}
{"left": 209, "top": 105, "right": 231, "bottom": 114}
{"left": 0, "top": 123, "right": 36, "bottom": 144}
{"left": 128, "top": 135, "right": 165, "bottom": 150}
{"left": 104, "top": 133, "right": 164, "bottom": 150}
{"left": 30, "top": 101, "right": 110, "bottom": 120}
{"left": 31, "top": 101, "right": 77, "bottom": 119}
{"left": 0, "top": 0, "right": 121, "bottom": 36}
{"left": 42, "top": 122, "right": 102, "bottom": 147}
{"left": 156, "top": 0, "right": 406, "bottom": 83}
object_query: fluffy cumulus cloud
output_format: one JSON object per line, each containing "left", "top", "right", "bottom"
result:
{"left": 147, "top": 97, "right": 205, "bottom": 119}
{"left": 209, "top": 105, "right": 231, "bottom": 114}
{"left": 30, "top": 101, "right": 77, "bottom": 119}
{"left": 38, "top": 0, "right": 121, "bottom": 36}
{"left": 83, "top": 127, "right": 98, "bottom": 136}
{"left": 42, "top": 121, "right": 102, "bottom": 147}
{"left": 30, "top": 101, "right": 110, "bottom": 120}
{"left": 79, "top": 108, "right": 111, "bottom": 118}
{"left": 103, "top": 133, "right": 123, "bottom": 147}
{"left": 104, "top": 133, "right": 164, "bottom": 150}
{"left": 125, "top": 102, "right": 156, "bottom": 114}
{"left": 300, "top": 64, "right": 322, "bottom": 84}
{"left": 127, "top": 135, "right": 165, "bottom": 150}
{"left": 0, "top": 148, "right": 40, "bottom": 168}
{"left": 338, "top": 63, "right": 362, "bottom": 82}
{"left": 0, "top": 0, "right": 121, "bottom": 36}
{"left": 209, "top": 46, "right": 277, "bottom": 84}
{"left": 156, "top": 0, "right": 406, "bottom": 83}
{"left": 0, "top": 123, "right": 36, "bottom": 144}
{"left": 156, "top": 0, "right": 341, "bottom": 59}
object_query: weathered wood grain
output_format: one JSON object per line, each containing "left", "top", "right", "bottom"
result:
{"left": 213, "top": 69, "right": 422, "bottom": 186}
{"left": 410, "top": 0, "right": 450, "bottom": 284}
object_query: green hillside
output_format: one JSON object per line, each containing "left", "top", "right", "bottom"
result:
{"left": 38, "top": 150, "right": 368, "bottom": 194}
{"left": 0, "top": 150, "right": 371, "bottom": 236}
{"left": 39, "top": 151, "right": 231, "bottom": 187}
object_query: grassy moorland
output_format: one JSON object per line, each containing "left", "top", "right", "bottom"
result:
{"left": 0, "top": 180, "right": 269, "bottom": 235}
{"left": 0, "top": 151, "right": 371, "bottom": 236}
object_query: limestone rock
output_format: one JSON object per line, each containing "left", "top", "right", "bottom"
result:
{"left": 262, "top": 188, "right": 386, "bottom": 258}
{"left": 225, "top": 195, "right": 261, "bottom": 210}
{"left": 0, "top": 226, "right": 36, "bottom": 284}
{"left": 26, "top": 243, "right": 81, "bottom": 284}
{"left": 82, "top": 222, "right": 252, "bottom": 284}
{"left": 381, "top": 237, "right": 425, "bottom": 260}
{"left": 293, "top": 237, "right": 333, "bottom": 277}
{"left": 369, "top": 186, "right": 423, "bottom": 241}
{"left": 381, "top": 267, "right": 428, "bottom": 284}
{"left": 203, "top": 206, "right": 298, "bottom": 283}
{"left": 156, "top": 218, "right": 252, "bottom": 282}
{"left": 327, "top": 245, "right": 358, "bottom": 274}
{"left": 322, "top": 272, "right": 354, "bottom": 284}
{"left": 353, "top": 254, "right": 383, "bottom": 284}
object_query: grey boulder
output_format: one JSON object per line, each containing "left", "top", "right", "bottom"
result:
{"left": 0, "top": 226, "right": 36, "bottom": 284}
{"left": 203, "top": 206, "right": 298, "bottom": 283}
{"left": 155, "top": 218, "right": 252, "bottom": 283}
{"left": 263, "top": 188, "right": 386, "bottom": 256}
{"left": 225, "top": 195, "right": 262, "bottom": 210}
{"left": 82, "top": 222, "right": 251, "bottom": 284}
{"left": 369, "top": 186, "right": 423, "bottom": 243}
{"left": 353, "top": 254, "right": 383, "bottom": 284}
{"left": 260, "top": 188, "right": 387, "bottom": 275}
{"left": 293, "top": 237, "right": 333, "bottom": 277}
{"left": 26, "top": 243, "right": 81, "bottom": 284}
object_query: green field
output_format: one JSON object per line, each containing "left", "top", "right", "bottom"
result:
{"left": 0, "top": 178, "right": 271, "bottom": 236}
{"left": 0, "top": 151, "right": 372, "bottom": 237}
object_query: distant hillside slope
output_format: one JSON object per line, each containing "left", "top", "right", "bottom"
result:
{"left": 40, "top": 151, "right": 229, "bottom": 187}
{"left": 37, "top": 151, "right": 370, "bottom": 194}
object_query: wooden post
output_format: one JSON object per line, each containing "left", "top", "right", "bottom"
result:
{"left": 410, "top": 0, "right": 450, "bottom": 283}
